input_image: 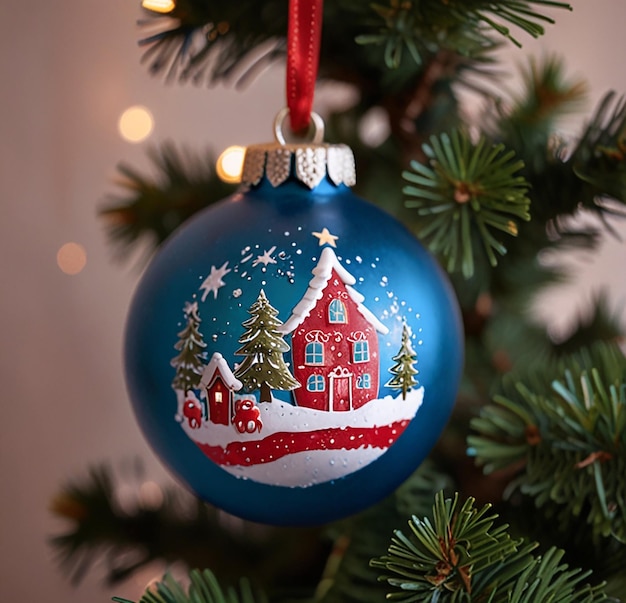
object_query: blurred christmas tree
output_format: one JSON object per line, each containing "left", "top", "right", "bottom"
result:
{"left": 51, "top": 1, "right": 626, "bottom": 601}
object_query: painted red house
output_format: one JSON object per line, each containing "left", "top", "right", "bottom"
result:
{"left": 200, "top": 352, "right": 243, "bottom": 425}
{"left": 280, "top": 246, "right": 389, "bottom": 411}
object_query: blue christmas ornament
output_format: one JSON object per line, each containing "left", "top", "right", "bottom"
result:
{"left": 124, "top": 117, "right": 463, "bottom": 525}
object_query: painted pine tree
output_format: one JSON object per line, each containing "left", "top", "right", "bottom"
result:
{"left": 234, "top": 290, "right": 300, "bottom": 403}
{"left": 386, "top": 323, "right": 419, "bottom": 400}
{"left": 170, "top": 302, "right": 207, "bottom": 394}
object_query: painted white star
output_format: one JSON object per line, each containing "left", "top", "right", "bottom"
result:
{"left": 312, "top": 227, "right": 339, "bottom": 247}
{"left": 252, "top": 245, "right": 277, "bottom": 267}
{"left": 200, "top": 262, "right": 231, "bottom": 301}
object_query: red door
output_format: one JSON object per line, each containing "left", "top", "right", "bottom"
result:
{"left": 329, "top": 367, "right": 352, "bottom": 411}
{"left": 209, "top": 380, "right": 230, "bottom": 425}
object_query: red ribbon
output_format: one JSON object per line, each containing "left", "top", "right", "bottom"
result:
{"left": 286, "top": 0, "right": 323, "bottom": 134}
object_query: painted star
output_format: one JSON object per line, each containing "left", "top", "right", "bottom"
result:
{"left": 252, "top": 245, "right": 277, "bottom": 267}
{"left": 312, "top": 227, "right": 339, "bottom": 247}
{"left": 200, "top": 261, "right": 231, "bottom": 301}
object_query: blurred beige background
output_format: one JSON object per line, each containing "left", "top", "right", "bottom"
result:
{"left": 1, "top": 2, "right": 625, "bottom": 602}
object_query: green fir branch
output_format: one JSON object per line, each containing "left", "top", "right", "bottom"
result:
{"left": 499, "top": 87, "right": 626, "bottom": 236}
{"left": 495, "top": 495, "right": 626, "bottom": 599}
{"left": 137, "top": 1, "right": 569, "bottom": 85}
{"left": 317, "top": 462, "right": 454, "bottom": 603}
{"left": 138, "top": 0, "right": 286, "bottom": 85}
{"left": 357, "top": 1, "right": 571, "bottom": 69}
{"left": 50, "top": 465, "right": 127, "bottom": 585}
{"left": 49, "top": 463, "right": 327, "bottom": 591}
{"left": 100, "top": 143, "right": 236, "bottom": 260}
{"left": 488, "top": 57, "right": 624, "bottom": 252}
{"left": 371, "top": 491, "right": 607, "bottom": 602}
{"left": 371, "top": 491, "right": 523, "bottom": 600}
{"left": 403, "top": 129, "right": 531, "bottom": 278}
{"left": 496, "top": 547, "right": 608, "bottom": 603}
{"left": 468, "top": 342, "right": 626, "bottom": 543}
{"left": 496, "top": 55, "right": 588, "bottom": 160}
{"left": 356, "top": 2, "right": 428, "bottom": 69}
{"left": 112, "top": 569, "right": 266, "bottom": 603}
{"left": 471, "top": 1, "right": 572, "bottom": 45}
{"left": 571, "top": 91, "right": 626, "bottom": 212}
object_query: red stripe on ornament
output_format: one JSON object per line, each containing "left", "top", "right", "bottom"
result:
{"left": 196, "top": 420, "right": 410, "bottom": 467}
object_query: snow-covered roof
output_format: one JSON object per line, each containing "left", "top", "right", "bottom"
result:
{"left": 279, "top": 246, "right": 388, "bottom": 335}
{"left": 200, "top": 352, "right": 242, "bottom": 392}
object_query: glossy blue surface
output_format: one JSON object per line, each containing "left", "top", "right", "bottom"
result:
{"left": 125, "top": 175, "right": 463, "bottom": 525}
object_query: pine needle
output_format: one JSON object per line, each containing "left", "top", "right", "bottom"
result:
{"left": 371, "top": 491, "right": 607, "bottom": 602}
{"left": 404, "top": 129, "right": 530, "bottom": 278}
{"left": 113, "top": 569, "right": 266, "bottom": 603}
{"left": 468, "top": 341, "right": 626, "bottom": 543}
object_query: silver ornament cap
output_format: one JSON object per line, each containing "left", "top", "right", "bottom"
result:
{"left": 241, "top": 109, "right": 356, "bottom": 190}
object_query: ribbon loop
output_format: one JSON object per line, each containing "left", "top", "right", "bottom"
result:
{"left": 286, "top": 0, "right": 323, "bottom": 134}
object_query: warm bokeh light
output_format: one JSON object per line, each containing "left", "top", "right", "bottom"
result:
{"left": 141, "top": 0, "right": 175, "bottom": 13}
{"left": 139, "top": 481, "right": 164, "bottom": 510}
{"left": 118, "top": 105, "right": 154, "bottom": 143}
{"left": 216, "top": 145, "right": 246, "bottom": 184}
{"left": 57, "top": 242, "right": 87, "bottom": 275}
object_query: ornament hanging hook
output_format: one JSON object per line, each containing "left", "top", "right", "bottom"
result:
{"left": 273, "top": 108, "right": 325, "bottom": 145}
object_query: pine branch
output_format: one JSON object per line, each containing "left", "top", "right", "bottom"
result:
{"left": 468, "top": 341, "right": 626, "bottom": 543}
{"left": 317, "top": 462, "right": 454, "bottom": 603}
{"left": 495, "top": 55, "right": 588, "bottom": 159}
{"left": 469, "top": 1, "right": 573, "bottom": 45}
{"left": 457, "top": 286, "right": 622, "bottom": 390}
{"left": 49, "top": 463, "right": 327, "bottom": 592}
{"left": 50, "top": 465, "right": 127, "bottom": 585}
{"left": 137, "top": 1, "right": 570, "bottom": 87}
{"left": 490, "top": 55, "right": 598, "bottom": 241}
{"left": 112, "top": 569, "right": 266, "bottom": 603}
{"left": 372, "top": 491, "right": 523, "bottom": 599}
{"left": 403, "top": 129, "right": 531, "bottom": 278}
{"left": 496, "top": 78, "right": 626, "bottom": 239}
{"left": 100, "top": 143, "right": 236, "bottom": 261}
{"left": 358, "top": 1, "right": 571, "bottom": 69}
{"left": 571, "top": 91, "right": 626, "bottom": 216}
{"left": 496, "top": 495, "right": 626, "bottom": 599}
{"left": 138, "top": 1, "right": 286, "bottom": 86}
{"left": 371, "top": 491, "right": 608, "bottom": 602}
{"left": 498, "top": 547, "right": 608, "bottom": 603}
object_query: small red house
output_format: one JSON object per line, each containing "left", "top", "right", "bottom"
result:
{"left": 200, "top": 352, "right": 242, "bottom": 425}
{"left": 280, "top": 246, "right": 389, "bottom": 411}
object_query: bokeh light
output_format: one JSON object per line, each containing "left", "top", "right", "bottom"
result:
{"left": 216, "top": 145, "right": 246, "bottom": 184}
{"left": 141, "top": 0, "right": 175, "bottom": 13}
{"left": 139, "top": 481, "right": 164, "bottom": 510}
{"left": 118, "top": 106, "right": 154, "bottom": 143}
{"left": 57, "top": 242, "right": 87, "bottom": 275}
